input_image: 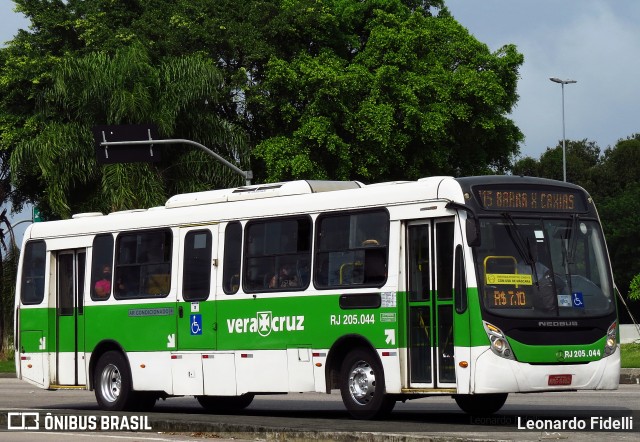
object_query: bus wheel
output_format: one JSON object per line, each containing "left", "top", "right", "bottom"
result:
{"left": 94, "top": 351, "right": 134, "bottom": 411}
{"left": 454, "top": 393, "right": 508, "bottom": 415}
{"left": 340, "top": 348, "right": 395, "bottom": 420}
{"left": 196, "top": 394, "right": 255, "bottom": 412}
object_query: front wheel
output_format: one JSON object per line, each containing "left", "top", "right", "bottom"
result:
{"left": 340, "top": 348, "right": 395, "bottom": 420}
{"left": 454, "top": 393, "right": 508, "bottom": 415}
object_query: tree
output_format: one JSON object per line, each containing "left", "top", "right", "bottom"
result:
{"left": 0, "top": 214, "right": 19, "bottom": 357}
{"left": 630, "top": 274, "right": 640, "bottom": 301}
{"left": 514, "top": 139, "right": 601, "bottom": 187}
{"left": 589, "top": 135, "right": 640, "bottom": 300}
{"left": 2, "top": 0, "right": 525, "bottom": 213}
{"left": 251, "top": 3, "right": 524, "bottom": 182}
{"left": 9, "top": 43, "right": 250, "bottom": 219}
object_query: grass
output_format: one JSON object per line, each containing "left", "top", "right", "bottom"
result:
{"left": 621, "top": 343, "right": 640, "bottom": 368}
{"left": 0, "top": 344, "right": 636, "bottom": 374}
{"left": 0, "top": 357, "right": 14, "bottom": 373}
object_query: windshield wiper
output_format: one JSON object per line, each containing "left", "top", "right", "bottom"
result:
{"left": 562, "top": 214, "right": 579, "bottom": 295}
{"left": 501, "top": 213, "right": 540, "bottom": 286}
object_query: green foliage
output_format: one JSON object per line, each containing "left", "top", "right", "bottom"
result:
{"left": 2, "top": 0, "right": 523, "bottom": 215}
{"left": 0, "top": 240, "right": 19, "bottom": 358}
{"left": 8, "top": 43, "right": 249, "bottom": 218}
{"left": 252, "top": 4, "right": 523, "bottom": 182}
{"left": 621, "top": 343, "right": 640, "bottom": 368}
{"left": 628, "top": 274, "right": 640, "bottom": 302}
{"left": 0, "top": 357, "right": 15, "bottom": 373}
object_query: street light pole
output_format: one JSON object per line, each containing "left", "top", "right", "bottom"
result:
{"left": 550, "top": 77, "right": 577, "bottom": 182}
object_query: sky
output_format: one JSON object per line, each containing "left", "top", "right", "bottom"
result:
{"left": 446, "top": 0, "right": 640, "bottom": 158}
{"left": 1, "top": 0, "right": 640, "bottom": 242}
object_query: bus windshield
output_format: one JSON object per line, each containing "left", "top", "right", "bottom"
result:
{"left": 474, "top": 216, "right": 614, "bottom": 318}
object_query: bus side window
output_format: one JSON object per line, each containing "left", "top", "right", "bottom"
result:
{"left": 115, "top": 229, "right": 172, "bottom": 298}
{"left": 314, "top": 209, "right": 389, "bottom": 289}
{"left": 91, "top": 234, "right": 114, "bottom": 301}
{"left": 182, "top": 230, "right": 212, "bottom": 301}
{"left": 243, "top": 217, "right": 311, "bottom": 293}
{"left": 222, "top": 222, "right": 242, "bottom": 295}
{"left": 20, "top": 240, "right": 46, "bottom": 305}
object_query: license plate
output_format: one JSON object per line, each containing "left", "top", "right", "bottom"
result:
{"left": 548, "top": 374, "right": 572, "bottom": 386}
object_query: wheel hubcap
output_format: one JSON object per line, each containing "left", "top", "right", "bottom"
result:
{"left": 99, "top": 363, "right": 122, "bottom": 403}
{"left": 348, "top": 360, "right": 375, "bottom": 405}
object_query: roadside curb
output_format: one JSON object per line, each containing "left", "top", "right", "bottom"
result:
{"left": 620, "top": 368, "right": 640, "bottom": 385}
{"left": 146, "top": 417, "right": 462, "bottom": 442}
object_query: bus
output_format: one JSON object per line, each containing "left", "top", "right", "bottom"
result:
{"left": 14, "top": 175, "right": 619, "bottom": 419}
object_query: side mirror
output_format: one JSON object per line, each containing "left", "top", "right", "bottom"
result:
{"left": 466, "top": 217, "right": 481, "bottom": 247}
{"left": 445, "top": 201, "right": 481, "bottom": 247}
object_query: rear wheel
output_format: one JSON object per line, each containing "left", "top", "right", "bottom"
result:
{"left": 196, "top": 394, "right": 255, "bottom": 412}
{"left": 340, "top": 348, "right": 395, "bottom": 420}
{"left": 94, "top": 351, "right": 134, "bottom": 411}
{"left": 454, "top": 393, "right": 508, "bottom": 415}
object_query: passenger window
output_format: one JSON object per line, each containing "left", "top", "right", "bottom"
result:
{"left": 243, "top": 217, "right": 312, "bottom": 292}
{"left": 20, "top": 241, "right": 46, "bottom": 305}
{"left": 91, "top": 234, "right": 114, "bottom": 301}
{"left": 223, "top": 222, "right": 242, "bottom": 295}
{"left": 114, "top": 229, "right": 172, "bottom": 298}
{"left": 183, "top": 230, "right": 212, "bottom": 301}
{"left": 314, "top": 210, "right": 389, "bottom": 289}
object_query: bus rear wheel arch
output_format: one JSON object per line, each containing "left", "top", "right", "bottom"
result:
{"left": 339, "top": 347, "right": 395, "bottom": 420}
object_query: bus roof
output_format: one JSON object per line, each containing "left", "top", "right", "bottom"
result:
{"left": 22, "top": 175, "right": 593, "bottom": 243}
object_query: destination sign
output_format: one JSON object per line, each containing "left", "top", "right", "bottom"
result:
{"left": 475, "top": 187, "right": 587, "bottom": 212}
{"left": 487, "top": 289, "right": 532, "bottom": 308}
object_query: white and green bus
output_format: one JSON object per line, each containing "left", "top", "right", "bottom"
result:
{"left": 15, "top": 176, "right": 619, "bottom": 419}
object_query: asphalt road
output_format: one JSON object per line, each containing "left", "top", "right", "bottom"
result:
{"left": 0, "top": 377, "right": 637, "bottom": 441}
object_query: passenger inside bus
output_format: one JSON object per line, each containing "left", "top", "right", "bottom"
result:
{"left": 269, "top": 263, "right": 298, "bottom": 288}
{"left": 94, "top": 265, "right": 112, "bottom": 297}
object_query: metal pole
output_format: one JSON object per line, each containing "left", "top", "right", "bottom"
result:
{"left": 561, "top": 82, "right": 566, "bottom": 182}
{"left": 100, "top": 138, "right": 253, "bottom": 185}
{"left": 549, "top": 77, "right": 576, "bottom": 182}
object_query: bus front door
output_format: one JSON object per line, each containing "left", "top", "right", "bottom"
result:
{"left": 55, "top": 249, "right": 86, "bottom": 386}
{"left": 406, "top": 219, "right": 456, "bottom": 389}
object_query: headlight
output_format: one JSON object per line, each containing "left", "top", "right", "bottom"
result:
{"left": 483, "top": 321, "right": 515, "bottom": 360}
{"left": 604, "top": 321, "right": 617, "bottom": 356}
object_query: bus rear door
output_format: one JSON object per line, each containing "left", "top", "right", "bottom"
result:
{"left": 54, "top": 249, "right": 87, "bottom": 386}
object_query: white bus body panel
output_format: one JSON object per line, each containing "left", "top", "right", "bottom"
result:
{"left": 471, "top": 346, "right": 620, "bottom": 393}
{"left": 287, "top": 347, "right": 315, "bottom": 392}
{"left": 378, "top": 350, "right": 402, "bottom": 393}
{"left": 235, "top": 350, "right": 288, "bottom": 394}
{"left": 127, "top": 352, "right": 173, "bottom": 393}
{"left": 203, "top": 353, "right": 237, "bottom": 396}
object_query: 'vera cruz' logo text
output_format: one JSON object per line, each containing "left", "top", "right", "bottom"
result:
{"left": 226, "top": 311, "right": 305, "bottom": 337}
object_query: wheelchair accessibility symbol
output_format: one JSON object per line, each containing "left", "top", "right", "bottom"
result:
{"left": 572, "top": 292, "right": 584, "bottom": 308}
{"left": 190, "top": 314, "right": 202, "bottom": 335}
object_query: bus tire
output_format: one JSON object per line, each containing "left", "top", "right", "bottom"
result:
{"left": 340, "top": 348, "right": 395, "bottom": 420}
{"left": 454, "top": 393, "right": 508, "bottom": 415}
{"left": 94, "top": 351, "right": 135, "bottom": 411}
{"left": 196, "top": 394, "right": 255, "bottom": 412}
